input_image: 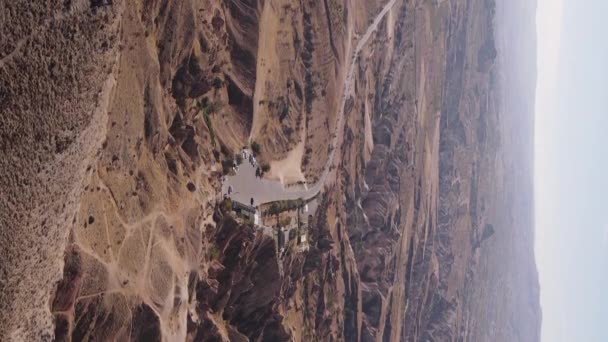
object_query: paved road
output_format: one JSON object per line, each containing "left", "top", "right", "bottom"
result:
{"left": 222, "top": 161, "right": 313, "bottom": 206}
{"left": 222, "top": 0, "right": 398, "bottom": 206}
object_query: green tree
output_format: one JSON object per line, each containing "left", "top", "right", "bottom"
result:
{"left": 209, "top": 244, "right": 221, "bottom": 259}
{"left": 212, "top": 77, "right": 223, "bottom": 89}
{"left": 220, "top": 198, "right": 233, "bottom": 212}
{"left": 251, "top": 141, "right": 261, "bottom": 155}
{"left": 281, "top": 216, "right": 292, "bottom": 227}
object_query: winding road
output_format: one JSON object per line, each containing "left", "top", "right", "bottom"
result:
{"left": 222, "top": 0, "right": 398, "bottom": 206}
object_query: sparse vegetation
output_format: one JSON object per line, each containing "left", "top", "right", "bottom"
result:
{"left": 204, "top": 111, "right": 215, "bottom": 146}
{"left": 212, "top": 77, "right": 223, "bottom": 89}
{"left": 255, "top": 163, "right": 271, "bottom": 178}
{"left": 302, "top": 146, "right": 313, "bottom": 166}
{"left": 264, "top": 198, "right": 305, "bottom": 216}
{"left": 198, "top": 96, "right": 221, "bottom": 113}
{"left": 327, "top": 0, "right": 345, "bottom": 35}
{"left": 220, "top": 143, "right": 232, "bottom": 157}
{"left": 251, "top": 141, "right": 261, "bottom": 155}
{"left": 281, "top": 216, "right": 292, "bottom": 227}
{"left": 302, "top": 10, "right": 316, "bottom": 114}
{"left": 198, "top": 97, "right": 221, "bottom": 147}
{"left": 209, "top": 244, "right": 221, "bottom": 259}
{"left": 277, "top": 96, "right": 290, "bottom": 122}
{"left": 222, "top": 159, "right": 235, "bottom": 175}
{"left": 220, "top": 197, "right": 233, "bottom": 212}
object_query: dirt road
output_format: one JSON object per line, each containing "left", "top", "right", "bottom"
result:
{"left": 223, "top": 0, "right": 398, "bottom": 205}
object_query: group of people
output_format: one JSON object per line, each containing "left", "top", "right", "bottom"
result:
{"left": 241, "top": 149, "right": 265, "bottom": 179}
{"left": 242, "top": 150, "right": 257, "bottom": 167}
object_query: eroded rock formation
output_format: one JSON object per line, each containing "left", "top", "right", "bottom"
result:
{"left": 0, "top": 0, "right": 539, "bottom": 341}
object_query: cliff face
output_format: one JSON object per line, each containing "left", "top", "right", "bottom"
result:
{"left": 0, "top": 2, "right": 122, "bottom": 339}
{"left": 1, "top": 0, "right": 539, "bottom": 341}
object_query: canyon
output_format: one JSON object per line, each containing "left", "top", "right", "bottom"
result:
{"left": 0, "top": 0, "right": 540, "bottom": 341}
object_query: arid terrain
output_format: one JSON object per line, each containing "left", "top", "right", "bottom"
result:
{"left": 0, "top": 0, "right": 540, "bottom": 341}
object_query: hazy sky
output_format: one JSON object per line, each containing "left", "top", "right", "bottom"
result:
{"left": 535, "top": 0, "right": 608, "bottom": 341}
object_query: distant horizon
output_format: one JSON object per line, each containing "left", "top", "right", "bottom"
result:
{"left": 535, "top": 0, "right": 608, "bottom": 341}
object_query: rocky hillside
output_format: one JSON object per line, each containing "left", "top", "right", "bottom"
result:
{"left": 0, "top": 0, "right": 539, "bottom": 341}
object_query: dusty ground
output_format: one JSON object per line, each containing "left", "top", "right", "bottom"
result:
{"left": 267, "top": 139, "right": 307, "bottom": 185}
{"left": 0, "top": 0, "right": 539, "bottom": 341}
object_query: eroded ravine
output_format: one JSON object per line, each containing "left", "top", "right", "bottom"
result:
{"left": 0, "top": 0, "right": 541, "bottom": 340}
{"left": 224, "top": 0, "right": 399, "bottom": 206}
